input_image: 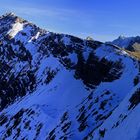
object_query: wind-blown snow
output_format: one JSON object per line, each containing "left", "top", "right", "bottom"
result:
{"left": 8, "top": 22, "right": 23, "bottom": 38}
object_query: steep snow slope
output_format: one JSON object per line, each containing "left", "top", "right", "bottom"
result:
{"left": 94, "top": 83, "right": 140, "bottom": 140}
{"left": 0, "top": 13, "right": 139, "bottom": 140}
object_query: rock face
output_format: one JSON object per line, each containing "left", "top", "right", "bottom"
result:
{"left": 0, "top": 13, "right": 140, "bottom": 140}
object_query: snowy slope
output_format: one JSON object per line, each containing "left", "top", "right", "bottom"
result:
{"left": 93, "top": 83, "right": 140, "bottom": 140}
{"left": 0, "top": 13, "right": 139, "bottom": 140}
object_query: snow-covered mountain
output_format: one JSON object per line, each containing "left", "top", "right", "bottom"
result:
{"left": 0, "top": 13, "right": 140, "bottom": 140}
{"left": 111, "top": 35, "right": 140, "bottom": 51}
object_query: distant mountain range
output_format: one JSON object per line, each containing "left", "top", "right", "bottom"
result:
{"left": 0, "top": 13, "right": 140, "bottom": 140}
{"left": 110, "top": 35, "right": 140, "bottom": 51}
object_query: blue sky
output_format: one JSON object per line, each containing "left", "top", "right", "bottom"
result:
{"left": 0, "top": 0, "right": 140, "bottom": 41}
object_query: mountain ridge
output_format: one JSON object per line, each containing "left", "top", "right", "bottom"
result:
{"left": 0, "top": 13, "right": 139, "bottom": 140}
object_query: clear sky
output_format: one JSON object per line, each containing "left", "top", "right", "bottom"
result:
{"left": 0, "top": 0, "right": 140, "bottom": 41}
